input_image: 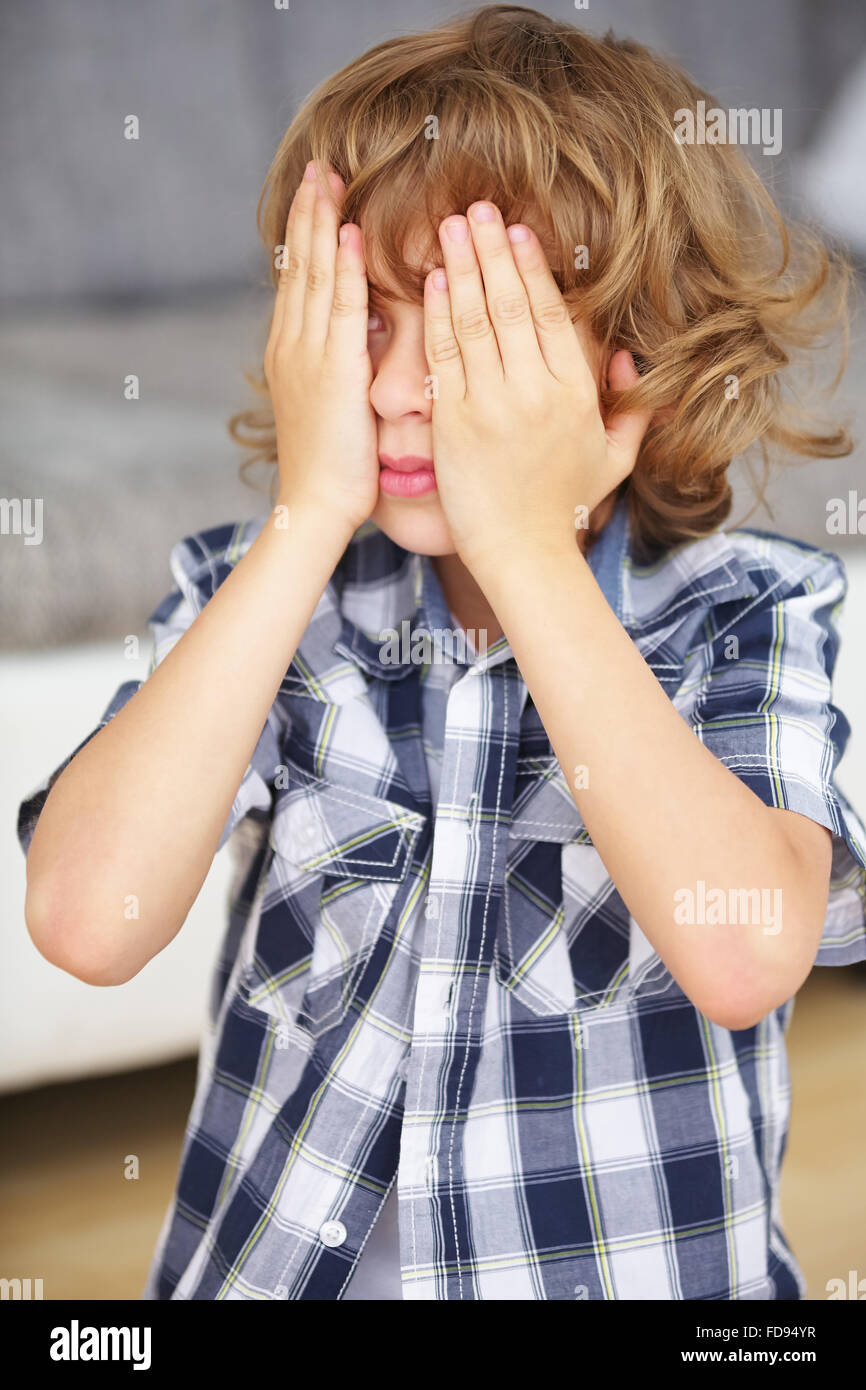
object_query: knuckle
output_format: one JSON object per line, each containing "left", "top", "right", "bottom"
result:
{"left": 279, "top": 250, "right": 307, "bottom": 285}
{"left": 306, "top": 261, "right": 331, "bottom": 293}
{"left": 481, "top": 239, "right": 511, "bottom": 262}
{"left": 491, "top": 291, "right": 530, "bottom": 325}
{"left": 533, "top": 297, "right": 570, "bottom": 331}
{"left": 330, "top": 282, "right": 357, "bottom": 317}
{"left": 455, "top": 307, "right": 493, "bottom": 340}
{"left": 429, "top": 333, "right": 462, "bottom": 365}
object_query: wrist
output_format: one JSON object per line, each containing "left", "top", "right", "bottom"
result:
{"left": 461, "top": 529, "right": 583, "bottom": 592}
{"left": 249, "top": 495, "right": 358, "bottom": 580}
{"left": 272, "top": 493, "right": 360, "bottom": 549}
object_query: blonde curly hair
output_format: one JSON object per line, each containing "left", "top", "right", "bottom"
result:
{"left": 229, "top": 3, "right": 853, "bottom": 560}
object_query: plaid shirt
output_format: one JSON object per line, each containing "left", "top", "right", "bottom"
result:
{"left": 17, "top": 494, "right": 866, "bottom": 1300}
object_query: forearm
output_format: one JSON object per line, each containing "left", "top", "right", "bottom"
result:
{"left": 25, "top": 499, "right": 352, "bottom": 986}
{"left": 475, "top": 539, "right": 829, "bottom": 1026}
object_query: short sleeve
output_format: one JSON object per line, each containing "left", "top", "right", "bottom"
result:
{"left": 680, "top": 545, "right": 866, "bottom": 968}
{"left": 16, "top": 521, "right": 285, "bottom": 861}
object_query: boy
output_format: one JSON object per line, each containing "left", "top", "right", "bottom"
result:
{"left": 18, "top": 6, "right": 866, "bottom": 1299}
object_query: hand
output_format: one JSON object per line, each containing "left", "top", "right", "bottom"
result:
{"left": 264, "top": 161, "right": 379, "bottom": 533}
{"left": 423, "top": 203, "right": 652, "bottom": 573}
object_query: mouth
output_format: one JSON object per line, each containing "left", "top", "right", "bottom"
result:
{"left": 378, "top": 454, "right": 437, "bottom": 498}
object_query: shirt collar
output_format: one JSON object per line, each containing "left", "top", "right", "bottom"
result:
{"left": 331, "top": 495, "right": 632, "bottom": 683}
{"left": 324, "top": 490, "right": 759, "bottom": 688}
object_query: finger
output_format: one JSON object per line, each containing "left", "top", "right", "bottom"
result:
{"left": 437, "top": 214, "right": 502, "bottom": 389}
{"left": 465, "top": 202, "right": 542, "bottom": 379}
{"left": 324, "top": 222, "right": 371, "bottom": 367}
{"left": 505, "top": 224, "right": 595, "bottom": 390}
{"left": 604, "top": 349, "right": 653, "bottom": 478}
{"left": 303, "top": 166, "right": 346, "bottom": 344}
{"left": 423, "top": 267, "right": 466, "bottom": 399}
{"left": 274, "top": 161, "right": 319, "bottom": 342}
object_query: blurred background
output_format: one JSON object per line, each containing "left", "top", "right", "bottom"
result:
{"left": 1, "top": 0, "right": 864, "bottom": 1300}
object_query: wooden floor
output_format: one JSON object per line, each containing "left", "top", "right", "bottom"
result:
{"left": 1, "top": 964, "right": 864, "bottom": 1301}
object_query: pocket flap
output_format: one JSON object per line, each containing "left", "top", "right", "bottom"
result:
{"left": 269, "top": 762, "right": 426, "bottom": 882}
{"left": 509, "top": 756, "right": 588, "bottom": 844}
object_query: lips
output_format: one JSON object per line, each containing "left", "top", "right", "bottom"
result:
{"left": 378, "top": 455, "right": 435, "bottom": 473}
{"left": 378, "top": 454, "right": 437, "bottom": 498}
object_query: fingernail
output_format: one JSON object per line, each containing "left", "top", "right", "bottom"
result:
{"left": 507, "top": 224, "right": 530, "bottom": 243}
{"left": 304, "top": 160, "right": 317, "bottom": 181}
{"left": 339, "top": 224, "right": 350, "bottom": 246}
{"left": 432, "top": 269, "right": 448, "bottom": 290}
{"left": 444, "top": 218, "right": 469, "bottom": 243}
{"left": 471, "top": 203, "right": 496, "bottom": 222}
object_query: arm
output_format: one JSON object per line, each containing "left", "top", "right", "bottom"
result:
{"left": 25, "top": 159, "right": 378, "bottom": 987}
{"left": 423, "top": 200, "right": 832, "bottom": 1030}
{"left": 24, "top": 507, "right": 354, "bottom": 987}
{"left": 471, "top": 538, "right": 832, "bottom": 1030}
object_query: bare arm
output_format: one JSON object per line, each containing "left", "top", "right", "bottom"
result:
{"left": 472, "top": 541, "right": 833, "bottom": 1031}
{"left": 24, "top": 158, "right": 379, "bottom": 986}
{"left": 24, "top": 507, "right": 354, "bottom": 985}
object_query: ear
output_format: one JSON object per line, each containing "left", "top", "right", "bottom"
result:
{"left": 606, "top": 349, "right": 675, "bottom": 429}
{"left": 605, "top": 349, "right": 654, "bottom": 472}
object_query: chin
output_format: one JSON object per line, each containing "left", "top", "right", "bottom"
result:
{"left": 369, "top": 491, "right": 457, "bottom": 557}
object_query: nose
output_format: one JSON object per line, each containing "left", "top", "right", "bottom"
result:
{"left": 368, "top": 313, "right": 433, "bottom": 426}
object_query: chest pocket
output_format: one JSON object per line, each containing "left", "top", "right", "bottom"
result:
{"left": 239, "top": 757, "right": 426, "bottom": 1038}
{"left": 494, "top": 757, "right": 676, "bottom": 1015}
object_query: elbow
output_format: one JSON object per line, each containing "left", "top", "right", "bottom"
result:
{"left": 698, "top": 995, "right": 780, "bottom": 1031}
{"left": 24, "top": 876, "right": 138, "bottom": 988}
{"left": 691, "top": 965, "right": 809, "bottom": 1031}
{"left": 47, "top": 941, "right": 135, "bottom": 989}
{"left": 680, "top": 912, "right": 822, "bottom": 1030}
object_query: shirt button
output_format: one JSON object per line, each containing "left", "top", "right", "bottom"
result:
{"left": 424, "top": 896, "right": 439, "bottom": 919}
{"left": 299, "top": 820, "right": 320, "bottom": 846}
{"left": 319, "top": 1219, "right": 347, "bottom": 1248}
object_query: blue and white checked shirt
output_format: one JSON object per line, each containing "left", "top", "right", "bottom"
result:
{"left": 17, "top": 493, "right": 866, "bottom": 1300}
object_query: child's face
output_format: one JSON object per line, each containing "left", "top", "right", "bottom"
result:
{"left": 365, "top": 290, "right": 451, "bottom": 556}
{"left": 364, "top": 223, "right": 608, "bottom": 559}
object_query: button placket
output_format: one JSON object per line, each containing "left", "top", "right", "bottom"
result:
{"left": 399, "top": 666, "right": 529, "bottom": 1277}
